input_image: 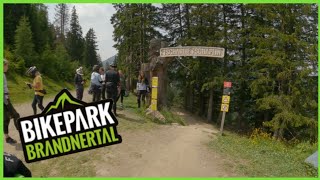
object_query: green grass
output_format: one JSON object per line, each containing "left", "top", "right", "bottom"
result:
{"left": 208, "top": 131, "right": 318, "bottom": 177}
{"left": 160, "top": 107, "right": 185, "bottom": 125}
{"left": 7, "top": 72, "right": 74, "bottom": 104}
{"left": 123, "top": 93, "right": 185, "bottom": 125}
{"left": 117, "top": 95, "right": 157, "bottom": 132}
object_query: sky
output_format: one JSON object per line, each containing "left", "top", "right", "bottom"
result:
{"left": 46, "top": 4, "right": 117, "bottom": 61}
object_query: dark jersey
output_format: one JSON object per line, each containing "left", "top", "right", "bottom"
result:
{"left": 4, "top": 152, "right": 32, "bottom": 177}
{"left": 105, "top": 70, "right": 120, "bottom": 91}
{"left": 74, "top": 74, "right": 84, "bottom": 86}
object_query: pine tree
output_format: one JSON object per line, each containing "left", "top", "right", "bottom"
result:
{"left": 4, "top": 4, "right": 32, "bottom": 47}
{"left": 14, "top": 16, "right": 35, "bottom": 67}
{"left": 83, "top": 28, "right": 99, "bottom": 67}
{"left": 111, "top": 4, "right": 161, "bottom": 89}
{"left": 54, "top": 3, "right": 70, "bottom": 42}
{"left": 66, "top": 6, "right": 84, "bottom": 62}
{"left": 31, "top": 4, "right": 50, "bottom": 54}
{"left": 248, "top": 4, "right": 318, "bottom": 140}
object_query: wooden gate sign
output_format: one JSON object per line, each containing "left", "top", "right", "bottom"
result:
{"left": 160, "top": 46, "right": 225, "bottom": 58}
{"left": 220, "top": 104, "right": 229, "bottom": 112}
{"left": 222, "top": 95, "right": 230, "bottom": 104}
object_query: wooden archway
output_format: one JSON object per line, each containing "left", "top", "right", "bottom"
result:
{"left": 142, "top": 41, "right": 225, "bottom": 111}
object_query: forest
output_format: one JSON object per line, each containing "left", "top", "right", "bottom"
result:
{"left": 4, "top": 3, "right": 318, "bottom": 142}
{"left": 112, "top": 4, "right": 318, "bottom": 142}
{"left": 4, "top": 4, "right": 101, "bottom": 81}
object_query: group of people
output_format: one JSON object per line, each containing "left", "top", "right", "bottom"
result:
{"left": 74, "top": 63, "right": 126, "bottom": 116}
{"left": 4, "top": 59, "right": 151, "bottom": 144}
{"left": 74, "top": 63, "right": 151, "bottom": 115}
{"left": 3, "top": 59, "right": 151, "bottom": 177}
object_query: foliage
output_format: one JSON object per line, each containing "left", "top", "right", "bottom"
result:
{"left": 54, "top": 3, "right": 70, "bottom": 41}
{"left": 111, "top": 4, "right": 162, "bottom": 89}
{"left": 83, "top": 28, "right": 99, "bottom": 67}
{"left": 159, "top": 4, "right": 318, "bottom": 141}
{"left": 4, "top": 4, "right": 98, "bottom": 91}
{"left": 14, "top": 16, "right": 35, "bottom": 67}
{"left": 66, "top": 6, "right": 84, "bottom": 62}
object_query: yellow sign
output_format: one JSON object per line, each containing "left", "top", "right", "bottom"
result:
{"left": 220, "top": 104, "right": 229, "bottom": 112}
{"left": 151, "top": 99, "right": 157, "bottom": 111}
{"left": 152, "top": 77, "right": 158, "bottom": 87}
{"left": 222, "top": 95, "right": 230, "bottom": 104}
{"left": 152, "top": 88, "right": 158, "bottom": 99}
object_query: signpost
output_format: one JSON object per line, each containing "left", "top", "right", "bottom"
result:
{"left": 220, "top": 81, "right": 232, "bottom": 135}
{"left": 151, "top": 77, "right": 158, "bottom": 111}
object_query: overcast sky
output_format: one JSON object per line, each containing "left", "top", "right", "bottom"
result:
{"left": 46, "top": 4, "right": 117, "bottom": 61}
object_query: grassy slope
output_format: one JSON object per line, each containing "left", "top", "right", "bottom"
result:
{"left": 208, "top": 131, "right": 318, "bottom": 177}
{"left": 7, "top": 73, "right": 74, "bottom": 104}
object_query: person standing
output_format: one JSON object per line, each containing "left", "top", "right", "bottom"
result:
{"left": 90, "top": 65, "right": 103, "bottom": 102}
{"left": 136, "top": 71, "right": 149, "bottom": 108}
{"left": 116, "top": 70, "right": 126, "bottom": 108}
{"left": 105, "top": 63, "right": 120, "bottom": 116}
{"left": 100, "top": 67, "right": 106, "bottom": 100}
{"left": 3, "top": 59, "right": 20, "bottom": 144}
{"left": 74, "top": 67, "right": 85, "bottom": 100}
{"left": 26, "top": 66, "right": 45, "bottom": 115}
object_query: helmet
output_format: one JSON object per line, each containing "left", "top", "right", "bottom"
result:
{"left": 26, "top": 66, "right": 37, "bottom": 77}
{"left": 92, "top": 65, "right": 100, "bottom": 72}
{"left": 76, "top": 67, "right": 84, "bottom": 75}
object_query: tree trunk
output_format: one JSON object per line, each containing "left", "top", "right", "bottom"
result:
{"left": 207, "top": 88, "right": 214, "bottom": 122}
{"left": 178, "top": 4, "right": 183, "bottom": 39}
{"left": 189, "top": 87, "right": 194, "bottom": 113}
{"left": 185, "top": 83, "right": 191, "bottom": 111}
{"left": 198, "top": 93, "right": 204, "bottom": 116}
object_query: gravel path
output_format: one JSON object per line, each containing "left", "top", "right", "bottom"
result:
{"left": 4, "top": 90, "right": 237, "bottom": 177}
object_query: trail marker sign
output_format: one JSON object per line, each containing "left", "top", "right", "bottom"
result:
{"left": 151, "top": 77, "right": 159, "bottom": 111}
{"left": 220, "top": 81, "right": 232, "bottom": 135}
{"left": 224, "top": 81, "right": 232, "bottom": 88}
{"left": 220, "top": 104, "right": 229, "bottom": 112}
{"left": 152, "top": 88, "right": 158, "bottom": 99}
{"left": 222, "top": 95, "right": 230, "bottom": 104}
{"left": 152, "top": 77, "right": 158, "bottom": 87}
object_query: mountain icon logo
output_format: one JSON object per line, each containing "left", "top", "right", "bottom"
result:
{"left": 44, "top": 90, "right": 84, "bottom": 114}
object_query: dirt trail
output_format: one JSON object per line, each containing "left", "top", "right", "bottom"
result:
{"left": 4, "top": 90, "right": 237, "bottom": 177}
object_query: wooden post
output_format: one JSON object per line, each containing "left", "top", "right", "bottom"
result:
{"left": 220, "top": 111, "right": 226, "bottom": 135}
